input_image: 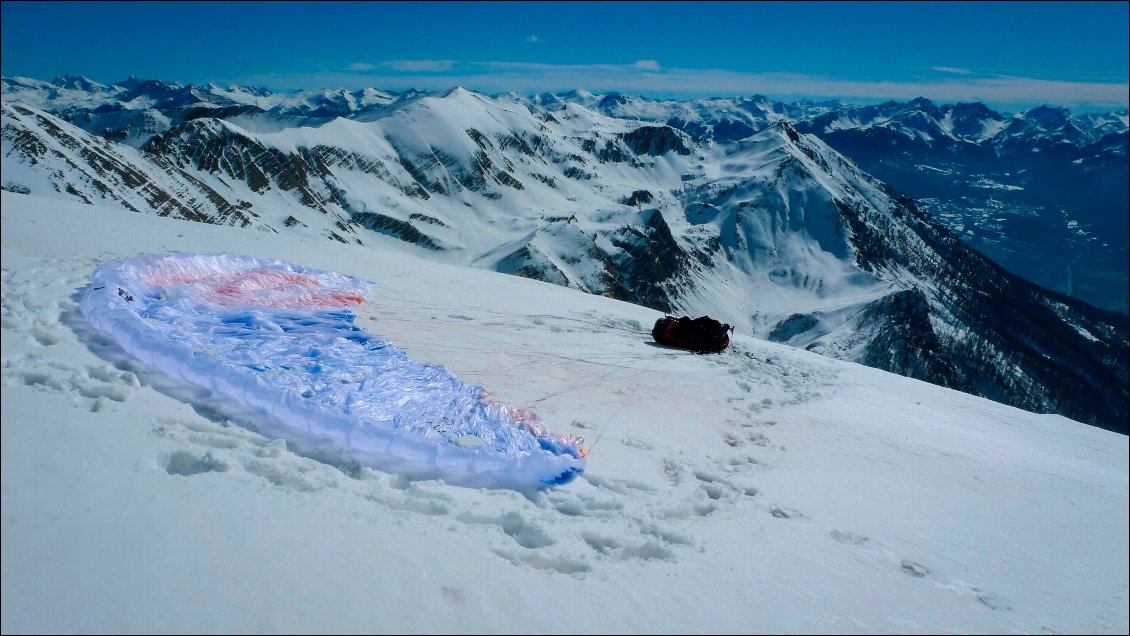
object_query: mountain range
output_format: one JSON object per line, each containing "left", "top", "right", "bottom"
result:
{"left": 2, "top": 75, "right": 1126, "bottom": 432}
{"left": 536, "top": 88, "right": 1129, "bottom": 315}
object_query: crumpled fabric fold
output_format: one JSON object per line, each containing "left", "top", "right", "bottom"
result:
{"left": 80, "top": 252, "right": 585, "bottom": 489}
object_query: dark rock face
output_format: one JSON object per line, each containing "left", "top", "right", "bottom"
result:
{"left": 3, "top": 104, "right": 257, "bottom": 227}
{"left": 768, "top": 313, "right": 820, "bottom": 343}
{"left": 858, "top": 289, "right": 969, "bottom": 391}
{"left": 145, "top": 120, "right": 324, "bottom": 208}
{"left": 621, "top": 189, "right": 654, "bottom": 207}
{"left": 497, "top": 245, "right": 569, "bottom": 284}
{"left": 494, "top": 210, "right": 696, "bottom": 315}
{"left": 603, "top": 210, "right": 693, "bottom": 313}
{"left": 351, "top": 212, "right": 442, "bottom": 250}
{"left": 836, "top": 184, "right": 1128, "bottom": 432}
{"left": 619, "top": 126, "right": 692, "bottom": 156}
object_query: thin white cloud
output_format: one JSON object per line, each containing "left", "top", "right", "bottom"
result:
{"left": 378, "top": 59, "right": 458, "bottom": 73}
{"left": 346, "top": 62, "right": 377, "bottom": 71}
{"left": 234, "top": 61, "right": 1130, "bottom": 111}
{"left": 932, "top": 66, "right": 973, "bottom": 75}
{"left": 525, "top": 35, "right": 539, "bottom": 44}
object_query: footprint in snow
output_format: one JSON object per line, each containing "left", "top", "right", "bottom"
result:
{"left": 620, "top": 437, "right": 653, "bottom": 450}
{"left": 770, "top": 504, "right": 802, "bottom": 519}
{"left": 163, "top": 450, "right": 231, "bottom": 476}
{"left": 976, "top": 592, "right": 1012, "bottom": 611}
{"left": 830, "top": 529, "right": 868, "bottom": 545}
{"left": 900, "top": 560, "right": 929, "bottom": 578}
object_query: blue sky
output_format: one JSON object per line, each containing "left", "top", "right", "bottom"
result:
{"left": 2, "top": 1, "right": 1127, "bottom": 110}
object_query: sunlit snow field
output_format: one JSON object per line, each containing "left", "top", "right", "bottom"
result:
{"left": 2, "top": 191, "right": 1126, "bottom": 634}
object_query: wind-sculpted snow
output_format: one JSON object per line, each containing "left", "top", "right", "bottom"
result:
{"left": 77, "top": 253, "right": 585, "bottom": 490}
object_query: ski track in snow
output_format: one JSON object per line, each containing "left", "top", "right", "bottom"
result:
{"left": 3, "top": 255, "right": 1012, "bottom": 603}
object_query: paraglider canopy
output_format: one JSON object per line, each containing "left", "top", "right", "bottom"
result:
{"left": 80, "top": 252, "right": 585, "bottom": 490}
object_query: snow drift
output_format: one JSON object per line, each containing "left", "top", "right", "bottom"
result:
{"left": 78, "top": 252, "right": 585, "bottom": 490}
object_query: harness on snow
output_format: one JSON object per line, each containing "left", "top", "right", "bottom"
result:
{"left": 651, "top": 315, "right": 734, "bottom": 353}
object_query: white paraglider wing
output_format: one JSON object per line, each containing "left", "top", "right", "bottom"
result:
{"left": 79, "top": 253, "right": 585, "bottom": 490}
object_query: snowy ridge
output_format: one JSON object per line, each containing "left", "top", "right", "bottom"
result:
{"left": 0, "top": 103, "right": 269, "bottom": 229}
{"left": 3, "top": 81, "right": 1127, "bottom": 431}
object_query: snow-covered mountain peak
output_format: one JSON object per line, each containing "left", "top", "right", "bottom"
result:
{"left": 561, "top": 87, "right": 596, "bottom": 100}
{"left": 1022, "top": 104, "right": 1072, "bottom": 126}
{"left": 947, "top": 101, "right": 999, "bottom": 118}
{"left": 49, "top": 74, "right": 108, "bottom": 92}
{"left": 440, "top": 85, "right": 477, "bottom": 99}
{"left": 905, "top": 96, "right": 942, "bottom": 117}
{"left": 114, "top": 75, "right": 145, "bottom": 90}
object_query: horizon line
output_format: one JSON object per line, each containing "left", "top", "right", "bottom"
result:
{"left": 4, "top": 67, "right": 1129, "bottom": 114}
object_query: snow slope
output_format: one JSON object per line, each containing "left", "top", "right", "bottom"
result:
{"left": 2, "top": 192, "right": 1127, "bottom": 633}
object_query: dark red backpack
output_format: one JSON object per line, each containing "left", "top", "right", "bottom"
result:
{"left": 652, "top": 315, "right": 734, "bottom": 353}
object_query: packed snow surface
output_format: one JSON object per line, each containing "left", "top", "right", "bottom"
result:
{"left": 1, "top": 192, "right": 1127, "bottom": 634}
